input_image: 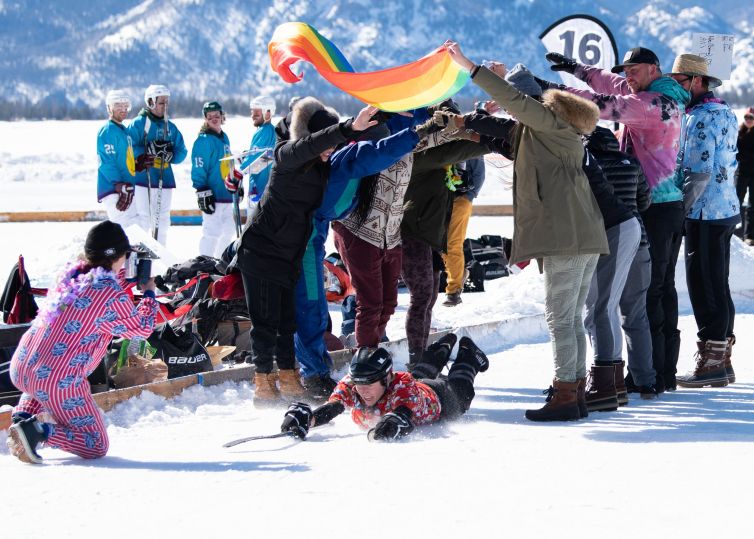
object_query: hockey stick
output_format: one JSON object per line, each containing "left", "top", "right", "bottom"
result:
{"left": 219, "top": 146, "right": 274, "bottom": 162}
{"left": 232, "top": 190, "right": 242, "bottom": 238}
{"left": 222, "top": 430, "right": 298, "bottom": 448}
{"left": 152, "top": 103, "right": 169, "bottom": 242}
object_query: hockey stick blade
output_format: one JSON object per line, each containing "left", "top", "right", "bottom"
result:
{"left": 222, "top": 430, "right": 298, "bottom": 448}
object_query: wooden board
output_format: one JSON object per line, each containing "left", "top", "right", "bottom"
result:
{"left": 0, "top": 206, "right": 512, "bottom": 223}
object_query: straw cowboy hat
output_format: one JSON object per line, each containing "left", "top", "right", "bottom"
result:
{"left": 668, "top": 53, "right": 722, "bottom": 88}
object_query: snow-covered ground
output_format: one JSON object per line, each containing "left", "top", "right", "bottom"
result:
{"left": 2, "top": 119, "right": 754, "bottom": 537}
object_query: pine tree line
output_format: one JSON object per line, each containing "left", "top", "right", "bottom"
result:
{"left": 1, "top": 89, "right": 750, "bottom": 121}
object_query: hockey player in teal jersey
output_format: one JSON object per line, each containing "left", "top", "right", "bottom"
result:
{"left": 191, "top": 101, "right": 241, "bottom": 257}
{"left": 97, "top": 90, "right": 139, "bottom": 230}
{"left": 240, "top": 96, "right": 277, "bottom": 209}
{"left": 127, "top": 84, "right": 188, "bottom": 245}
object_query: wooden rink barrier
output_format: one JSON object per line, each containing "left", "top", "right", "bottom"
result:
{"left": 0, "top": 205, "right": 513, "bottom": 224}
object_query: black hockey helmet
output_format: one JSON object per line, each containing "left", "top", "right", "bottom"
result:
{"left": 202, "top": 101, "right": 223, "bottom": 117}
{"left": 349, "top": 347, "right": 393, "bottom": 385}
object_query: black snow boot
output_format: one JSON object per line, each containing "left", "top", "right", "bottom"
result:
{"left": 446, "top": 337, "right": 489, "bottom": 412}
{"left": 410, "top": 333, "right": 458, "bottom": 379}
{"left": 455, "top": 336, "right": 489, "bottom": 373}
{"left": 7, "top": 416, "right": 49, "bottom": 464}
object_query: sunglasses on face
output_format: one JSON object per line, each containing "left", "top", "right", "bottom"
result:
{"left": 745, "top": 115, "right": 754, "bottom": 121}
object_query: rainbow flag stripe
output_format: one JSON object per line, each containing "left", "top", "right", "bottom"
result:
{"left": 268, "top": 22, "right": 470, "bottom": 112}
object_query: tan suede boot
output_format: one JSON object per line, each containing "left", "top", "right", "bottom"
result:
{"left": 278, "top": 369, "right": 307, "bottom": 400}
{"left": 253, "top": 372, "right": 283, "bottom": 407}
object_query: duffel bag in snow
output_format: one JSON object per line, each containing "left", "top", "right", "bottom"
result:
{"left": 149, "top": 324, "right": 213, "bottom": 379}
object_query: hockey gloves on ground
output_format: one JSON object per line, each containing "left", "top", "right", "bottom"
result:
{"left": 114, "top": 182, "right": 134, "bottom": 211}
{"left": 135, "top": 153, "right": 154, "bottom": 172}
{"left": 367, "top": 406, "right": 414, "bottom": 442}
{"left": 545, "top": 52, "right": 578, "bottom": 74}
{"left": 197, "top": 190, "right": 216, "bottom": 214}
{"left": 147, "top": 140, "right": 174, "bottom": 164}
{"left": 224, "top": 169, "right": 244, "bottom": 199}
{"left": 281, "top": 402, "right": 313, "bottom": 440}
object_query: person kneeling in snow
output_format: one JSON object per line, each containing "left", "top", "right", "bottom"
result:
{"left": 6, "top": 221, "right": 158, "bottom": 464}
{"left": 279, "top": 334, "right": 488, "bottom": 442}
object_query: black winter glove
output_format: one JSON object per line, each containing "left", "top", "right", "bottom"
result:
{"left": 114, "top": 182, "right": 135, "bottom": 212}
{"left": 545, "top": 52, "right": 578, "bottom": 74}
{"left": 532, "top": 75, "right": 565, "bottom": 93}
{"left": 281, "top": 402, "right": 313, "bottom": 440}
{"left": 147, "top": 140, "right": 174, "bottom": 164}
{"left": 197, "top": 189, "right": 216, "bottom": 214}
{"left": 367, "top": 406, "right": 414, "bottom": 442}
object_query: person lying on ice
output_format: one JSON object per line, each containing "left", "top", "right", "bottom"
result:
{"left": 278, "top": 333, "right": 489, "bottom": 442}
{"left": 6, "top": 221, "right": 158, "bottom": 464}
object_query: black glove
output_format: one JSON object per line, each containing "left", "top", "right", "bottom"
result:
{"left": 135, "top": 153, "right": 154, "bottom": 172}
{"left": 532, "top": 75, "right": 565, "bottom": 93}
{"left": 197, "top": 189, "right": 215, "bottom": 214}
{"left": 372, "top": 110, "right": 394, "bottom": 124}
{"left": 147, "top": 140, "right": 174, "bottom": 164}
{"left": 545, "top": 52, "right": 578, "bottom": 74}
{"left": 367, "top": 406, "right": 414, "bottom": 442}
{"left": 114, "top": 182, "right": 134, "bottom": 212}
{"left": 281, "top": 402, "right": 313, "bottom": 440}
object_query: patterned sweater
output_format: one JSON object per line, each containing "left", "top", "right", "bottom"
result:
{"left": 329, "top": 371, "right": 441, "bottom": 429}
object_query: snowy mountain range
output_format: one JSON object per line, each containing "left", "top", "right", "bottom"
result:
{"left": 2, "top": 0, "right": 753, "bottom": 118}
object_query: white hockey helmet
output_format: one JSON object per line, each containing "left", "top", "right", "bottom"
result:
{"left": 144, "top": 84, "right": 171, "bottom": 108}
{"left": 105, "top": 89, "right": 131, "bottom": 112}
{"left": 249, "top": 95, "right": 276, "bottom": 116}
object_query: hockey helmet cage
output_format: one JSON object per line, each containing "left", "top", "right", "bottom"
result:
{"left": 250, "top": 95, "right": 276, "bottom": 116}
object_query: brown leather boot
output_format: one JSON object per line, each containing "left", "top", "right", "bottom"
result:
{"left": 525, "top": 380, "right": 580, "bottom": 422}
{"left": 614, "top": 360, "right": 628, "bottom": 406}
{"left": 585, "top": 364, "right": 618, "bottom": 412}
{"left": 677, "top": 340, "right": 729, "bottom": 388}
{"left": 278, "top": 369, "right": 307, "bottom": 400}
{"left": 576, "top": 377, "right": 588, "bottom": 418}
{"left": 253, "top": 372, "right": 283, "bottom": 407}
{"left": 725, "top": 336, "right": 736, "bottom": 384}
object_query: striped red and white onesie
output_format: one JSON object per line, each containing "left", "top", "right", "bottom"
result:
{"left": 10, "top": 266, "right": 156, "bottom": 459}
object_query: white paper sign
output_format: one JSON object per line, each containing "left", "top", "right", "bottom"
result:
{"left": 539, "top": 15, "right": 618, "bottom": 90}
{"left": 692, "top": 33, "right": 734, "bottom": 80}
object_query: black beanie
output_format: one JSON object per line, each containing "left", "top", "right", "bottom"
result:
{"left": 307, "top": 109, "right": 339, "bottom": 134}
{"left": 85, "top": 220, "right": 131, "bottom": 258}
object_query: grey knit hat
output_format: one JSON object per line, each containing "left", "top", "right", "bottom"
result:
{"left": 505, "top": 63, "right": 542, "bottom": 97}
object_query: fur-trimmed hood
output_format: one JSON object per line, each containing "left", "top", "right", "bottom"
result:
{"left": 289, "top": 97, "right": 339, "bottom": 141}
{"left": 542, "top": 89, "right": 600, "bottom": 135}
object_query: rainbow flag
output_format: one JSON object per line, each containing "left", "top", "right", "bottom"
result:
{"left": 268, "top": 22, "right": 470, "bottom": 112}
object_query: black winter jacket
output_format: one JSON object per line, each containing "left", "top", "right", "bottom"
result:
{"left": 737, "top": 126, "right": 754, "bottom": 178}
{"left": 401, "top": 140, "right": 490, "bottom": 252}
{"left": 586, "top": 127, "right": 650, "bottom": 246}
{"left": 236, "top": 120, "right": 355, "bottom": 287}
{"left": 582, "top": 149, "right": 634, "bottom": 230}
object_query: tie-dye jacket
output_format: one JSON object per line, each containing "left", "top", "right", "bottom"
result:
{"left": 675, "top": 94, "right": 740, "bottom": 221}
{"left": 565, "top": 66, "right": 686, "bottom": 204}
{"left": 329, "top": 371, "right": 441, "bottom": 429}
